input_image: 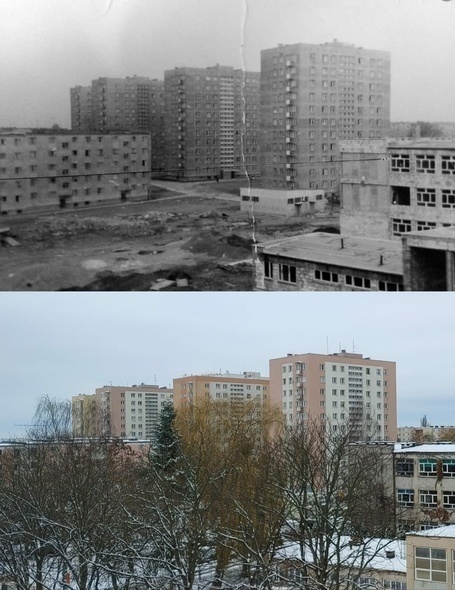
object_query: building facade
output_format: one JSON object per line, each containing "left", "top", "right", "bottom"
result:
{"left": 395, "top": 444, "right": 455, "bottom": 531}
{"left": 260, "top": 40, "right": 390, "bottom": 193}
{"left": 163, "top": 65, "right": 260, "bottom": 180}
{"left": 398, "top": 426, "right": 455, "bottom": 443}
{"left": 269, "top": 351, "right": 397, "bottom": 440}
{"left": 406, "top": 525, "right": 455, "bottom": 589}
{"left": 72, "top": 394, "right": 97, "bottom": 438}
{"left": 340, "top": 138, "right": 455, "bottom": 241}
{"left": 71, "top": 76, "right": 165, "bottom": 174}
{"left": 71, "top": 384, "right": 173, "bottom": 439}
{"left": 172, "top": 372, "right": 269, "bottom": 410}
{"left": 0, "top": 131, "right": 151, "bottom": 215}
{"left": 240, "top": 187, "right": 325, "bottom": 217}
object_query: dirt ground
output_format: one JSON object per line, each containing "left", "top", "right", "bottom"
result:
{"left": 0, "top": 179, "right": 339, "bottom": 291}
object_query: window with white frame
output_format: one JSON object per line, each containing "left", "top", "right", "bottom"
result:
{"left": 415, "top": 547, "right": 446, "bottom": 583}
{"left": 419, "top": 489, "right": 437, "bottom": 508}
{"left": 397, "top": 488, "right": 414, "bottom": 506}
{"left": 443, "top": 491, "right": 455, "bottom": 508}
{"left": 419, "top": 458, "right": 438, "bottom": 476}
{"left": 384, "top": 581, "right": 407, "bottom": 590}
{"left": 443, "top": 459, "right": 455, "bottom": 476}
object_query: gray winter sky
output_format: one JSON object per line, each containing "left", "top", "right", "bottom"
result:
{"left": 0, "top": 291, "right": 453, "bottom": 438}
{"left": 0, "top": 0, "right": 454, "bottom": 128}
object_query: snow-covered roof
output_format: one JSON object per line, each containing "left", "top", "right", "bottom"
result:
{"left": 276, "top": 537, "right": 406, "bottom": 574}
{"left": 394, "top": 444, "right": 455, "bottom": 454}
{"left": 408, "top": 525, "right": 455, "bottom": 538}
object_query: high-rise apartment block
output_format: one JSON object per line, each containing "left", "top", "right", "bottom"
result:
{"left": 0, "top": 131, "right": 151, "bottom": 215}
{"left": 269, "top": 351, "right": 397, "bottom": 441}
{"left": 163, "top": 65, "right": 260, "bottom": 180}
{"left": 72, "top": 394, "right": 97, "bottom": 437}
{"left": 173, "top": 372, "right": 269, "bottom": 409}
{"left": 260, "top": 40, "right": 390, "bottom": 193}
{"left": 72, "top": 384, "right": 173, "bottom": 439}
{"left": 70, "top": 76, "right": 165, "bottom": 173}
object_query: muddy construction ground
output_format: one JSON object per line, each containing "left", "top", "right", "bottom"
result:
{"left": 0, "top": 180, "right": 339, "bottom": 291}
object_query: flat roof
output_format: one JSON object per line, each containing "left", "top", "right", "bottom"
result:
{"left": 389, "top": 138, "right": 455, "bottom": 150}
{"left": 405, "top": 226, "right": 455, "bottom": 242}
{"left": 395, "top": 443, "right": 455, "bottom": 454}
{"left": 257, "top": 232, "right": 403, "bottom": 275}
{"left": 409, "top": 524, "right": 455, "bottom": 538}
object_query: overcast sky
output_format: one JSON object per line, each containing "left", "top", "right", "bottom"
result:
{"left": 0, "top": 291, "right": 454, "bottom": 438}
{"left": 0, "top": 0, "right": 454, "bottom": 127}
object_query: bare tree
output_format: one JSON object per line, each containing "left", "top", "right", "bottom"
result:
{"left": 273, "top": 418, "right": 397, "bottom": 590}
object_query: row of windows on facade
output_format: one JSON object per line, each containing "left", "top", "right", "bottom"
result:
{"left": 284, "top": 391, "right": 389, "bottom": 407}
{"left": 263, "top": 261, "right": 403, "bottom": 291}
{"left": 269, "top": 179, "right": 338, "bottom": 189}
{"left": 283, "top": 374, "right": 386, "bottom": 386}
{"left": 392, "top": 218, "right": 455, "bottom": 237}
{"left": 271, "top": 53, "right": 386, "bottom": 67}
{"left": 282, "top": 363, "right": 385, "bottom": 375}
{"left": 397, "top": 457, "right": 455, "bottom": 477}
{"left": 392, "top": 187, "right": 455, "bottom": 209}
{"left": 391, "top": 153, "right": 455, "bottom": 174}
{"left": 272, "top": 62, "right": 386, "bottom": 77}
{"left": 0, "top": 136, "right": 147, "bottom": 146}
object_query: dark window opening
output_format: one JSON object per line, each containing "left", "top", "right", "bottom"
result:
{"left": 391, "top": 186, "right": 411, "bottom": 206}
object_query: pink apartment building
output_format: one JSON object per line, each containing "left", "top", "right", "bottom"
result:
{"left": 269, "top": 350, "right": 397, "bottom": 441}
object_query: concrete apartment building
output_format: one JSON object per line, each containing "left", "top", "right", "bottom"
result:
{"left": 269, "top": 350, "right": 397, "bottom": 441}
{"left": 259, "top": 40, "right": 390, "bottom": 194}
{"left": 72, "top": 384, "right": 173, "bottom": 439}
{"left": 71, "top": 76, "right": 165, "bottom": 174}
{"left": 340, "top": 138, "right": 455, "bottom": 241}
{"left": 398, "top": 426, "right": 455, "bottom": 443}
{"left": 163, "top": 65, "right": 260, "bottom": 180}
{"left": 253, "top": 137, "right": 455, "bottom": 291}
{"left": 72, "top": 394, "right": 98, "bottom": 438}
{"left": 173, "top": 372, "right": 269, "bottom": 410}
{"left": 395, "top": 444, "right": 455, "bottom": 531}
{"left": 0, "top": 130, "right": 151, "bottom": 215}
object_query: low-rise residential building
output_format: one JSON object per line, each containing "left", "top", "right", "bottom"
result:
{"left": 398, "top": 426, "right": 455, "bottom": 443}
{"left": 0, "top": 130, "right": 151, "bottom": 215}
{"left": 395, "top": 444, "right": 455, "bottom": 531}
{"left": 254, "top": 232, "right": 404, "bottom": 291}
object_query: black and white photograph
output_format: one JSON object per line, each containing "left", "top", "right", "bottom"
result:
{"left": 1, "top": 0, "right": 455, "bottom": 291}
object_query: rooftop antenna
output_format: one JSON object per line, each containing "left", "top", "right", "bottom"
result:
{"left": 154, "top": 374, "right": 157, "bottom": 385}
{"left": 326, "top": 336, "right": 329, "bottom": 354}
{"left": 353, "top": 340, "right": 356, "bottom": 353}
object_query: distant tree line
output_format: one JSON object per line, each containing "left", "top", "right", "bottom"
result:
{"left": 0, "top": 396, "right": 397, "bottom": 590}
